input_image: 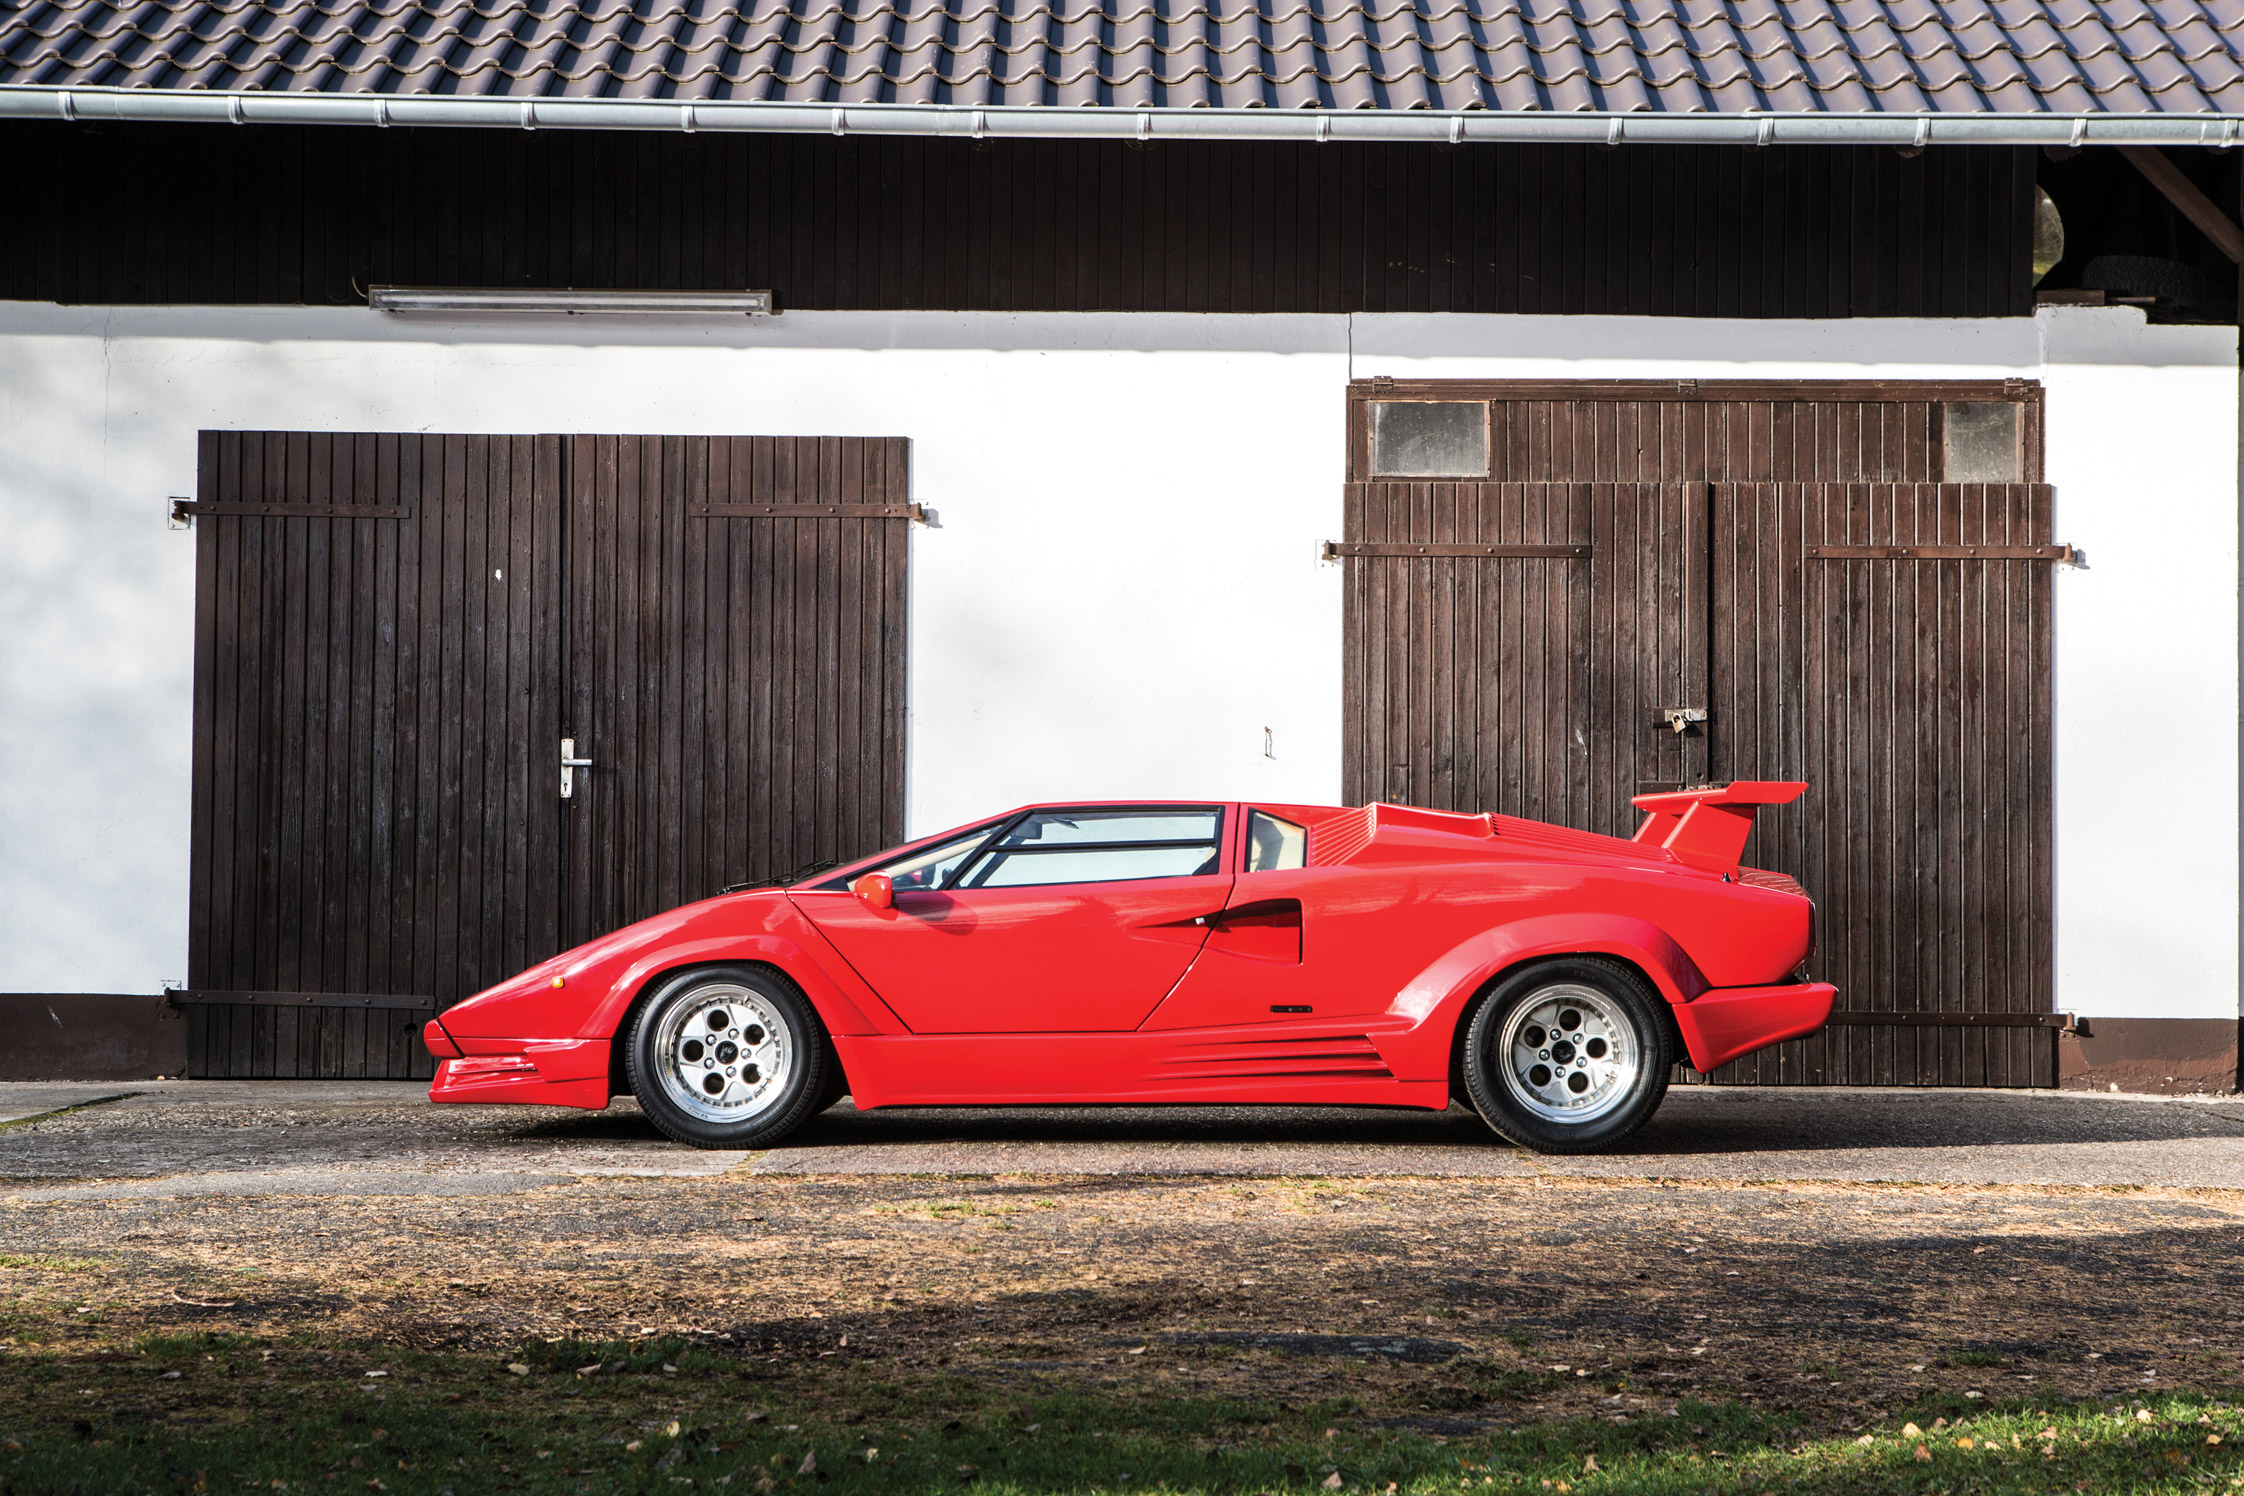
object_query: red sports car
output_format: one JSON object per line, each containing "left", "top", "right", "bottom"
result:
{"left": 424, "top": 784, "right": 1835, "bottom": 1154}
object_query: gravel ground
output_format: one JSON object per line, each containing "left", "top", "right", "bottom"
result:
{"left": 3, "top": 1083, "right": 2243, "bottom": 1430}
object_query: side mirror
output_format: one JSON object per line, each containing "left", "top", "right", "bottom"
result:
{"left": 850, "top": 872, "right": 894, "bottom": 912}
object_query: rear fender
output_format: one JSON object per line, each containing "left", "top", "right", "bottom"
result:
{"left": 1382, "top": 914, "right": 1708, "bottom": 1080}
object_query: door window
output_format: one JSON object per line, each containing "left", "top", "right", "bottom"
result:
{"left": 956, "top": 808, "right": 1224, "bottom": 889}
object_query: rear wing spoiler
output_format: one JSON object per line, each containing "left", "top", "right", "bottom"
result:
{"left": 1631, "top": 781, "right": 1808, "bottom": 876}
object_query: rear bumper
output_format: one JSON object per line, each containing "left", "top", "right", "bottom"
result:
{"left": 427, "top": 1034, "right": 611, "bottom": 1109}
{"left": 1670, "top": 981, "right": 1837, "bottom": 1074}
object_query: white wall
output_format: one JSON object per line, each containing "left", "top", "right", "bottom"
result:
{"left": 0, "top": 302, "right": 2231, "bottom": 1025}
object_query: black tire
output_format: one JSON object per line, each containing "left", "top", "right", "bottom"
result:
{"left": 624, "top": 965, "right": 829, "bottom": 1150}
{"left": 1460, "top": 957, "right": 1673, "bottom": 1154}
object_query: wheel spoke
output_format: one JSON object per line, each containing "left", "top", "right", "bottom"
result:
{"left": 653, "top": 986, "right": 793, "bottom": 1125}
{"left": 1495, "top": 985, "right": 1640, "bottom": 1125}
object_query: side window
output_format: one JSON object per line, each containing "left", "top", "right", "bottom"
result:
{"left": 957, "top": 809, "right": 1223, "bottom": 889}
{"left": 1245, "top": 811, "right": 1307, "bottom": 872}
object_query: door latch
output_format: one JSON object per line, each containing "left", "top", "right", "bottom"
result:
{"left": 1658, "top": 707, "right": 1708, "bottom": 735}
{"left": 561, "top": 737, "right": 594, "bottom": 799}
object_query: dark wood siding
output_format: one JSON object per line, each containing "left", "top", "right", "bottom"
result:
{"left": 1341, "top": 383, "right": 2055, "bottom": 1088}
{"left": 186, "top": 430, "right": 909, "bottom": 1079}
{"left": 563, "top": 435, "right": 909, "bottom": 946}
{"left": 3, "top": 124, "right": 2035, "bottom": 318}
{"left": 1709, "top": 482, "right": 2054, "bottom": 1089}
{"left": 187, "top": 432, "right": 564, "bottom": 1079}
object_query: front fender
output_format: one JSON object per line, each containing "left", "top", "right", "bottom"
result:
{"left": 1377, "top": 914, "right": 1710, "bottom": 1080}
{"left": 587, "top": 929, "right": 894, "bottom": 1039}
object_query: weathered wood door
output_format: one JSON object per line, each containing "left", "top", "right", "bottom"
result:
{"left": 1340, "top": 383, "right": 2058, "bottom": 1087}
{"left": 1707, "top": 481, "right": 2055, "bottom": 1087}
{"left": 1338, "top": 480, "right": 1708, "bottom": 840}
{"left": 561, "top": 435, "right": 911, "bottom": 946}
{"left": 185, "top": 431, "right": 910, "bottom": 1079}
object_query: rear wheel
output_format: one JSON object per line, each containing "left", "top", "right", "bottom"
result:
{"left": 1462, "top": 958, "right": 1672, "bottom": 1154}
{"left": 625, "top": 965, "right": 828, "bottom": 1150}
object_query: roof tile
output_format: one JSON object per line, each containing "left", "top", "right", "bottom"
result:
{"left": 4, "top": 0, "right": 2242, "bottom": 111}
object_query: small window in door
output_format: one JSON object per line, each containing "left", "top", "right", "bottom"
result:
{"left": 1370, "top": 402, "right": 1489, "bottom": 478}
{"left": 956, "top": 808, "right": 1223, "bottom": 889}
{"left": 1245, "top": 811, "right": 1307, "bottom": 872}
{"left": 1941, "top": 402, "right": 2022, "bottom": 482}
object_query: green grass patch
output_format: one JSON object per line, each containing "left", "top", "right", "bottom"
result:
{"left": 1, "top": 1337, "right": 2241, "bottom": 1495}
{"left": 0, "top": 1256, "right": 101, "bottom": 1273}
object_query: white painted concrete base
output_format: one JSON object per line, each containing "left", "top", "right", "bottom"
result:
{"left": 0, "top": 303, "right": 2232, "bottom": 1028}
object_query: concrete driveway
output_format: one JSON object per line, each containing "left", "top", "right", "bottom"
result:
{"left": 4, "top": 1080, "right": 2241, "bottom": 1198}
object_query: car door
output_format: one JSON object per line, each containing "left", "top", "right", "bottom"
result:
{"left": 791, "top": 805, "right": 1234, "bottom": 1033}
{"left": 1145, "top": 806, "right": 1447, "bottom": 1029}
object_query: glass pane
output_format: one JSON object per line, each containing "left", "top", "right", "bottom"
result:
{"left": 1942, "top": 402, "right": 2021, "bottom": 483}
{"left": 879, "top": 829, "right": 995, "bottom": 891}
{"left": 996, "top": 810, "right": 1221, "bottom": 847}
{"left": 1245, "top": 811, "right": 1306, "bottom": 872}
{"left": 1370, "top": 402, "right": 1488, "bottom": 478}
{"left": 971, "top": 845, "right": 1220, "bottom": 887}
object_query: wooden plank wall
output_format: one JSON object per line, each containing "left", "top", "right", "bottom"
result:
{"left": 3, "top": 125, "right": 2035, "bottom": 318}
{"left": 1340, "top": 481, "right": 1706, "bottom": 842}
{"left": 563, "top": 435, "right": 909, "bottom": 942}
{"left": 1711, "top": 482, "right": 2055, "bottom": 1088}
{"left": 188, "top": 432, "right": 562, "bottom": 1079}
{"left": 188, "top": 430, "right": 910, "bottom": 1078}
{"left": 1340, "top": 385, "right": 2055, "bottom": 1086}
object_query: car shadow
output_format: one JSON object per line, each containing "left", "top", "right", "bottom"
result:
{"left": 756, "top": 1088, "right": 2244, "bottom": 1156}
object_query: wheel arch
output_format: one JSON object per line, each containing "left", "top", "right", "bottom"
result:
{"left": 1444, "top": 951, "right": 1690, "bottom": 1105}
{"left": 605, "top": 956, "right": 849, "bottom": 1102}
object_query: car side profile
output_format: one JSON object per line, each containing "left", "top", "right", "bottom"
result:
{"left": 423, "top": 783, "right": 1836, "bottom": 1154}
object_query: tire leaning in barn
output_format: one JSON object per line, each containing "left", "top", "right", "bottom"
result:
{"left": 1462, "top": 958, "right": 1673, "bottom": 1154}
{"left": 625, "top": 965, "right": 830, "bottom": 1149}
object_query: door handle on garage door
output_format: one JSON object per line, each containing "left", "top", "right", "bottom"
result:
{"left": 560, "top": 737, "right": 595, "bottom": 799}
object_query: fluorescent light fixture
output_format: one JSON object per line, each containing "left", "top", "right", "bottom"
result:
{"left": 369, "top": 286, "right": 776, "bottom": 316}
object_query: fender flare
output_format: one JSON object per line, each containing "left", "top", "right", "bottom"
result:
{"left": 583, "top": 934, "right": 891, "bottom": 1041}
{"left": 1387, "top": 912, "right": 1711, "bottom": 1032}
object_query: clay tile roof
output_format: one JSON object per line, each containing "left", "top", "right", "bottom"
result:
{"left": 3, "top": 0, "right": 2242, "bottom": 113}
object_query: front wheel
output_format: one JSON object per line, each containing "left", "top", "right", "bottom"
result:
{"left": 625, "top": 965, "right": 829, "bottom": 1149}
{"left": 1461, "top": 958, "right": 1673, "bottom": 1154}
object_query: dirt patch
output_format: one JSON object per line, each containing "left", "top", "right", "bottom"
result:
{"left": 5, "top": 1169, "right": 2244, "bottom": 1431}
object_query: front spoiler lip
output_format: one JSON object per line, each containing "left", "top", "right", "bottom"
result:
{"left": 429, "top": 1037, "right": 610, "bottom": 1110}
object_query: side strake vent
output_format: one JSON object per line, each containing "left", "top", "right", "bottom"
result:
{"left": 1154, "top": 1035, "right": 1393, "bottom": 1082}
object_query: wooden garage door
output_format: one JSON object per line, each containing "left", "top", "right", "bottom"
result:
{"left": 1341, "top": 383, "right": 2059, "bottom": 1087}
{"left": 183, "top": 431, "right": 910, "bottom": 1079}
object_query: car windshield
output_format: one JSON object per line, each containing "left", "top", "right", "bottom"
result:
{"left": 815, "top": 821, "right": 1006, "bottom": 891}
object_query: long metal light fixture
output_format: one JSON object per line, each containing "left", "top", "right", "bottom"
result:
{"left": 369, "top": 286, "right": 775, "bottom": 316}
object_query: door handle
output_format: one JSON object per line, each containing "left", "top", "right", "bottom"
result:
{"left": 560, "top": 737, "right": 594, "bottom": 799}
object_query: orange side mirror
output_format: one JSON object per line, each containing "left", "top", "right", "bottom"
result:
{"left": 850, "top": 872, "right": 894, "bottom": 912}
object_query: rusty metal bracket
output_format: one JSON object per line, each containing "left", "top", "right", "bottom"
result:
{"left": 690, "top": 503, "right": 925, "bottom": 521}
{"left": 1825, "top": 1010, "right": 2081, "bottom": 1032}
{"left": 171, "top": 990, "right": 437, "bottom": 1012}
{"left": 1806, "top": 544, "right": 2076, "bottom": 562}
{"left": 171, "top": 501, "right": 413, "bottom": 521}
{"left": 1320, "top": 541, "right": 1591, "bottom": 560}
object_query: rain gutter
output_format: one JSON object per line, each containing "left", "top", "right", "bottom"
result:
{"left": 5, "top": 85, "right": 2244, "bottom": 148}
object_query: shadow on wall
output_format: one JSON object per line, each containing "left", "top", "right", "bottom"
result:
{"left": 0, "top": 995, "right": 186, "bottom": 1081}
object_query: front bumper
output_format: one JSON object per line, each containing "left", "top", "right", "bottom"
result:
{"left": 425, "top": 1020, "right": 611, "bottom": 1109}
{"left": 1670, "top": 981, "right": 1838, "bottom": 1073}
